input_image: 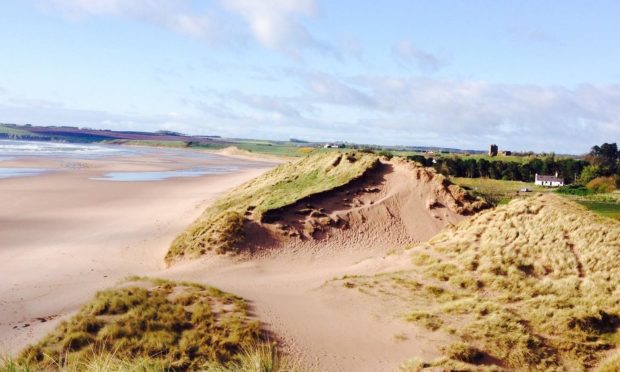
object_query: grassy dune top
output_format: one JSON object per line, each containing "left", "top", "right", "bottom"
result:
{"left": 167, "top": 151, "right": 379, "bottom": 261}
{"left": 11, "top": 277, "right": 268, "bottom": 371}
{"left": 342, "top": 194, "right": 620, "bottom": 370}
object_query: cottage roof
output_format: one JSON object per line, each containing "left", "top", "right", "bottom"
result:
{"left": 536, "top": 174, "right": 563, "bottom": 182}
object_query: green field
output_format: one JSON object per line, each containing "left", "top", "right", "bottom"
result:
{"left": 450, "top": 177, "right": 548, "bottom": 205}
{"left": 221, "top": 140, "right": 310, "bottom": 157}
{"left": 389, "top": 149, "right": 564, "bottom": 164}
{"left": 0, "top": 124, "right": 42, "bottom": 138}
{"left": 578, "top": 201, "right": 620, "bottom": 221}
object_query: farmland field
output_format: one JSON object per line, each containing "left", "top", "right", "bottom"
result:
{"left": 577, "top": 201, "right": 620, "bottom": 221}
{"left": 450, "top": 177, "right": 549, "bottom": 205}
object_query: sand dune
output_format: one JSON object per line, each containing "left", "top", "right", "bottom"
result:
{"left": 3, "top": 152, "right": 486, "bottom": 371}
{"left": 158, "top": 155, "right": 486, "bottom": 371}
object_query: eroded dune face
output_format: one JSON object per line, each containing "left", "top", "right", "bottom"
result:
{"left": 242, "top": 157, "right": 488, "bottom": 255}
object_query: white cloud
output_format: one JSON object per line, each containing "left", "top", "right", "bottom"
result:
{"left": 5, "top": 75, "right": 620, "bottom": 153}
{"left": 40, "top": 0, "right": 215, "bottom": 41}
{"left": 392, "top": 40, "right": 446, "bottom": 72}
{"left": 38, "top": 0, "right": 327, "bottom": 55}
{"left": 222, "top": 0, "right": 330, "bottom": 56}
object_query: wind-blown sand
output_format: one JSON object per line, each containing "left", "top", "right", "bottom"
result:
{"left": 0, "top": 151, "right": 273, "bottom": 355}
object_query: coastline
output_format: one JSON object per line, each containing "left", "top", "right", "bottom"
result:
{"left": 0, "top": 150, "right": 274, "bottom": 355}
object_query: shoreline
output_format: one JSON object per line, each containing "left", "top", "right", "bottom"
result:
{"left": 0, "top": 150, "right": 274, "bottom": 355}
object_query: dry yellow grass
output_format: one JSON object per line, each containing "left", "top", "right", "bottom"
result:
{"left": 342, "top": 194, "right": 620, "bottom": 370}
{"left": 13, "top": 277, "right": 266, "bottom": 371}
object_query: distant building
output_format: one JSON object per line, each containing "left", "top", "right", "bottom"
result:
{"left": 535, "top": 173, "right": 564, "bottom": 187}
{"left": 500, "top": 150, "right": 512, "bottom": 156}
{"left": 324, "top": 143, "right": 344, "bottom": 149}
{"left": 489, "top": 144, "right": 498, "bottom": 157}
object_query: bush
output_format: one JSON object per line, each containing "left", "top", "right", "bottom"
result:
{"left": 579, "top": 165, "right": 602, "bottom": 185}
{"left": 586, "top": 176, "right": 617, "bottom": 194}
{"left": 555, "top": 185, "right": 593, "bottom": 196}
{"left": 376, "top": 150, "right": 393, "bottom": 159}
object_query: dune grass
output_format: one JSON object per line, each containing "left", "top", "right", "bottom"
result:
{"left": 167, "top": 151, "right": 379, "bottom": 261}
{"left": 342, "top": 194, "right": 620, "bottom": 370}
{"left": 7, "top": 277, "right": 289, "bottom": 371}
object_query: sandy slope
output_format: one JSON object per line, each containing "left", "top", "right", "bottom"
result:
{"left": 160, "top": 159, "right": 478, "bottom": 371}
{"left": 163, "top": 248, "right": 453, "bottom": 372}
{"left": 0, "top": 153, "right": 273, "bottom": 354}
{"left": 2, "top": 154, "right": 477, "bottom": 371}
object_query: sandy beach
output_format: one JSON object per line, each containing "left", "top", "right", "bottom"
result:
{"left": 0, "top": 147, "right": 468, "bottom": 371}
{"left": 0, "top": 146, "right": 275, "bottom": 354}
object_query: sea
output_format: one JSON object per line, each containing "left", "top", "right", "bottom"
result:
{"left": 0, "top": 140, "right": 257, "bottom": 181}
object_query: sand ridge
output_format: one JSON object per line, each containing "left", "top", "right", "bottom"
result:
{"left": 159, "top": 157, "right": 486, "bottom": 371}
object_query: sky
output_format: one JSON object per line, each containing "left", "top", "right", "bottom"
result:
{"left": 1, "top": 1, "right": 619, "bottom": 153}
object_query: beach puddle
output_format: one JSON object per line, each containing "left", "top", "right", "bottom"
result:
{"left": 90, "top": 167, "right": 238, "bottom": 182}
{"left": 0, "top": 167, "right": 48, "bottom": 179}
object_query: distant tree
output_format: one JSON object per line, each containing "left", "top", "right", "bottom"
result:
{"left": 477, "top": 159, "right": 490, "bottom": 178}
{"left": 462, "top": 158, "right": 478, "bottom": 178}
{"left": 579, "top": 165, "right": 602, "bottom": 185}
{"left": 519, "top": 163, "right": 533, "bottom": 182}
{"left": 407, "top": 155, "right": 429, "bottom": 166}
{"left": 589, "top": 143, "right": 619, "bottom": 175}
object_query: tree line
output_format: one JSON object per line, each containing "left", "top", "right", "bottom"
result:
{"left": 407, "top": 155, "right": 588, "bottom": 184}
{"left": 406, "top": 142, "right": 620, "bottom": 186}
{"left": 579, "top": 143, "right": 620, "bottom": 186}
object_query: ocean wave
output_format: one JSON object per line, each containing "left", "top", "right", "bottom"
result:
{"left": 0, "top": 140, "right": 129, "bottom": 158}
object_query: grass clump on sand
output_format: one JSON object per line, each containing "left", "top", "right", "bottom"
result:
{"left": 167, "top": 151, "right": 379, "bottom": 261}
{"left": 342, "top": 194, "right": 620, "bottom": 370}
{"left": 10, "top": 277, "right": 288, "bottom": 371}
{"left": 405, "top": 311, "right": 444, "bottom": 331}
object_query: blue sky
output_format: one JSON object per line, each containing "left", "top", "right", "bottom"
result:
{"left": 1, "top": 0, "right": 619, "bottom": 153}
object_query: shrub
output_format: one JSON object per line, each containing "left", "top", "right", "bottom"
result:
{"left": 297, "top": 147, "right": 314, "bottom": 155}
{"left": 555, "top": 184, "right": 593, "bottom": 196}
{"left": 376, "top": 150, "right": 393, "bottom": 159}
{"left": 586, "top": 176, "right": 617, "bottom": 193}
{"left": 579, "top": 165, "right": 602, "bottom": 185}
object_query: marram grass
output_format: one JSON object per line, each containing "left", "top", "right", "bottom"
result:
{"left": 343, "top": 194, "right": 620, "bottom": 370}
{"left": 167, "top": 151, "right": 379, "bottom": 261}
{"left": 6, "top": 277, "right": 294, "bottom": 371}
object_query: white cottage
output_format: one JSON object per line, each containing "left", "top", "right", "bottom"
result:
{"left": 535, "top": 173, "right": 564, "bottom": 187}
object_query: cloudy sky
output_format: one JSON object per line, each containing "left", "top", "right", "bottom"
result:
{"left": 1, "top": 1, "right": 619, "bottom": 153}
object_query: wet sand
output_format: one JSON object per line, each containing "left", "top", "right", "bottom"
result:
{"left": 0, "top": 149, "right": 275, "bottom": 354}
